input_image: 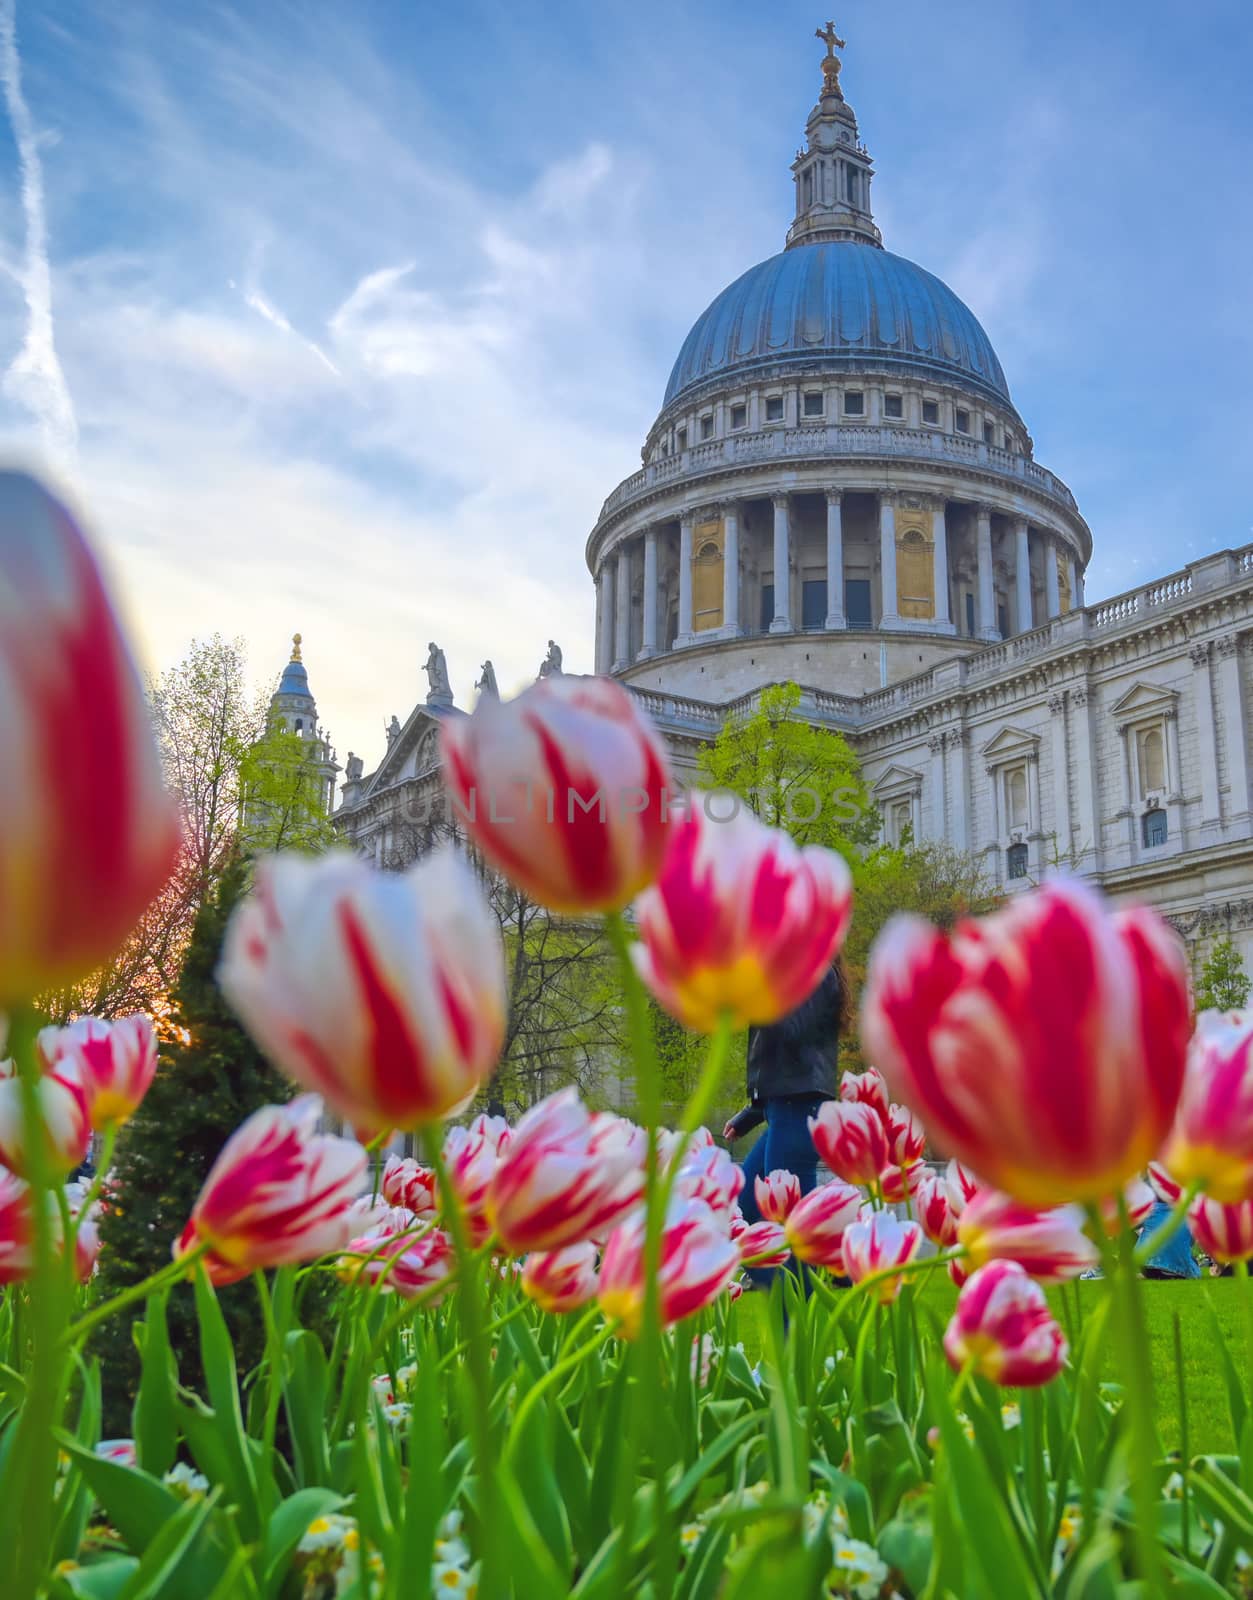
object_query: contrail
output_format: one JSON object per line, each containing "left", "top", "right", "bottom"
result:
{"left": 0, "top": 0, "right": 77, "bottom": 463}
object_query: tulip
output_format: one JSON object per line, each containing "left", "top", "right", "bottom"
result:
{"left": 809, "top": 1101, "right": 888, "bottom": 1188}
{"left": 943, "top": 1260, "right": 1068, "bottom": 1387}
{"left": 839, "top": 1067, "right": 890, "bottom": 1121}
{"left": 783, "top": 1178, "right": 865, "bottom": 1269}
{"left": 486, "top": 1088, "right": 644, "bottom": 1253}
{"left": 340, "top": 1213, "right": 453, "bottom": 1302}
{"left": 74, "top": 1210, "right": 101, "bottom": 1284}
{"left": 945, "top": 1159, "right": 980, "bottom": 1213}
{"left": 862, "top": 878, "right": 1191, "bottom": 1207}
{"left": 219, "top": 847, "right": 506, "bottom": 1131}
{"left": 440, "top": 673, "right": 673, "bottom": 914}
{"left": 1094, "top": 1177, "right": 1156, "bottom": 1236}
{"left": 754, "top": 1168, "right": 801, "bottom": 1223}
{"left": 632, "top": 802, "right": 853, "bottom": 1033}
{"left": 842, "top": 1212, "right": 923, "bottom": 1303}
{"left": 39, "top": 1014, "right": 157, "bottom": 1131}
{"left": 957, "top": 1190, "right": 1097, "bottom": 1284}
{"left": 675, "top": 1144, "right": 744, "bottom": 1218}
{"left": 657, "top": 1125, "right": 714, "bottom": 1167}
{"left": 1162, "top": 1010, "right": 1253, "bottom": 1204}
{"left": 878, "top": 1161, "right": 925, "bottom": 1205}
{"left": 174, "top": 1096, "right": 366, "bottom": 1286}
{"left": 0, "top": 1167, "right": 33, "bottom": 1285}
{"left": 1188, "top": 1194, "right": 1253, "bottom": 1263}
{"left": 0, "top": 1053, "right": 91, "bottom": 1178}
{"left": 886, "top": 1103, "right": 926, "bottom": 1168}
{"left": 737, "top": 1219, "right": 790, "bottom": 1268}
{"left": 520, "top": 1240, "right": 600, "bottom": 1313}
{"left": 597, "top": 1197, "right": 739, "bottom": 1338}
{"left": 381, "top": 1155, "right": 439, "bottom": 1218}
{"left": 915, "top": 1168, "right": 960, "bottom": 1247}
{"left": 0, "top": 473, "right": 181, "bottom": 1005}
{"left": 1147, "top": 1161, "right": 1183, "bottom": 1206}
{"left": 441, "top": 1121, "right": 502, "bottom": 1247}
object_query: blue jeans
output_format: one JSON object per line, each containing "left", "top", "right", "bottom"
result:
{"left": 735, "top": 1095, "right": 828, "bottom": 1287}
{"left": 1140, "top": 1198, "right": 1200, "bottom": 1278}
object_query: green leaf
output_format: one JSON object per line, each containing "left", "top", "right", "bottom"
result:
{"left": 132, "top": 1292, "right": 179, "bottom": 1480}
{"left": 262, "top": 1488, "right": 345, "bottom": 1595}
{"left": 58, "top": 1438, "right": 184, "bottom": 1554}
{"left": 53, "top": 1357, "right": 103, "bottom": 1566}
{"left": 1200, "top": 1289, "right": 1248, "bottom": 1450}
{"left": 879, "top": 1496, "right": 934, "bottom": 1592}
{"left": 113, "top": 1485, "right": 224, "bottom": 1600}
{"left": 1188, "top": 1455, "right": 1253, "bottom": 1545}
{"left": 54, "top": 1559, "right": 140, "bottom": 1600}
{"left": 191, "top": 1268, "right": 261, "bottom": 1538}
{"left": 282, "top": 1330, "right": 330, "bottom": 1488}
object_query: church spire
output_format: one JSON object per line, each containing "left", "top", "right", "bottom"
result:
{"left": 786, "top": 20, "right": 882, "bottom": 251}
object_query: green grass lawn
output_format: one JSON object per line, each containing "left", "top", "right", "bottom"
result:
{"left": 734, "top": 1276, "right": 1249, "bottom": 1457}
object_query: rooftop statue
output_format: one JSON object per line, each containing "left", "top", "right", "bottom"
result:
{"left": 476, "top": 660, "right": 499, "bottom": 698}
{"left": 538, "top": 639, "right": 563, "bottom": 679}
{"left": 424, "top": 641, "right": 452, "bottom": 701}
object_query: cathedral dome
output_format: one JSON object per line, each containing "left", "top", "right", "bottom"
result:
{"left": 664, "top": 241, "right": 1011, "bottom": 411}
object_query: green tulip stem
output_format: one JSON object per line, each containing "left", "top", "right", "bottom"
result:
{"left": 64, "top": 1236, "right": 211, "bottom": 1346}
{"left": 1132, "top": 1179, "right": 1201, "bottom": 1266}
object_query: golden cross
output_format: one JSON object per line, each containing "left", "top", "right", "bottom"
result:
{"left": 816, "top": 20, "right": 846, "bottom": 58}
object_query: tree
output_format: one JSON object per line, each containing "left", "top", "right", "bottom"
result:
{"left": 239, "top": 724, "right": 336, "bottom": 857}
{"left": 697, "top": 682, "right": 879, "bottom": 856}
{"left": 1194, "top": 935, "right": 1251, "bottom": 1013}
{"left": 92, "top": 858, "right": 301, "bottom": 1432}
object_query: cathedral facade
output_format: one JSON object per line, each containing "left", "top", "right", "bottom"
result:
{"left": 335, "top": 35, "right": 1253, "bottom": 973}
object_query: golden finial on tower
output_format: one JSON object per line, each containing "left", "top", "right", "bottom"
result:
{"left": 815, "top": 19, "right": 847, "bottom": 97}
{"left": 291, "top": 632, "right": 303, "bottom": 662}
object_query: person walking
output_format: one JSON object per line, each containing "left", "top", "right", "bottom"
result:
{"left": 724, "top": 958, "right": 850, "bottom": 1276}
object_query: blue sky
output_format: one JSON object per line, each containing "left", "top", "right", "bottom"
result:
{"left": 2, "top": 0, "right": 1251, "bottom": 768}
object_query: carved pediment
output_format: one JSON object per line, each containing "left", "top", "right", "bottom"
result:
{"left": 1108, "top": 680, "right": 1179, "bottom": 724}
{"left": 363, "top": 704, "right": 459, "bottom": 798}
{"left": 980, "top": 724, "right": 1041, "bottom": 765}
{"left": 872, "top": 763, "right": 924, "bottom": 798}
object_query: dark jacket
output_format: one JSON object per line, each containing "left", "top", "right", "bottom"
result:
{"left": 727, "top": 966, "right": 843, "bottom": 1138}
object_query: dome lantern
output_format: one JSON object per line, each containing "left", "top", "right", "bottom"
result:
{"left": 787, "top": 20, "right": 882, "bottom": 251}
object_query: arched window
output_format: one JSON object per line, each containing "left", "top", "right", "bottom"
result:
{"left": 1006, "top": 842, "right": 1029, "bottom": 879}
{"left": 1137, "top": 725, "right": 1166, "bottom": 795}
{"left": 1142, "top": 808, "right": 1168, "bottom": 849}
{"left": 891, "top": 799, "right": 913, "bottom": 846}
{"left": 1057, "top": 552, "right": 1072, "bottom": 615}
{"left": 897, "top": 529, "right": 934, "bottom": 619}
{"left": 692, "top": 535, "right": 724, "bottom": 632}
{"left": 1004, "top": 766, "right": 1029, "bottom": 832}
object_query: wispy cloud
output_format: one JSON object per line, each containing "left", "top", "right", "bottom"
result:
{"left": 0, "top": 0, "right": 76, "bottom": 463}
{"left": 239, "top": 280, "right": 340, "bottom": 377}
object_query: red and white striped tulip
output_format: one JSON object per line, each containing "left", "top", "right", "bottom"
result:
{"left": 657, "top": 1125, "right": 714, "bottom": 1168}
{"left": 808, "top": 1100, "right": 889, "bottom": 1188}
{"left": 675, "top": 1144, "right": 745, "bottom": 1218}
{"left": 0, "top": 1167, "right": 33, "bottom": 1285}
{"left": 945, "top": 1159, "right": 980, "bottom": 1214}
{"left": 486, "top": 1088, "right": 644, "bottom": 1253}
{"left": 0, "top": 1053, "right": 91, "bottom": 1177}
{"left": 174, "top": 1096, "right": 366, "bottom": 1286}
{"left": 597, "top": 1197, "right": 739, "bottom": 1339}
{"left": 783, "top": 1178, "right": 865, "bottom": 1269}
{"left": 1163, "top": 1010, "right": 1253, "bottom": 1204}
{"left": 957, "top": 1189, "right": 1097, "bottom": 1284}
{"left": 915, "top": 1167, "right": 960, "bottom": 1248}
{"left": 39, "top": 1014, "right": 157, "bottom": 1131}
{"left": 737, "top": 1219, "right": 790, "bottom": 1268}
{"left": 842, "top": 1211, "right": 923, "bottom": 1303}
{"left": 632, "top": 802, "right": 853, "bottom": 1033}
{"left": 1147, "top": 1161, "right": 1183, "bottom": 1205}
{"left": 886, "top": 1103, "right": 926, "bottom": 1168}
{"left": 1188, "top": 1193, "right": 1253, "bottom": 1263}
{"left": 943, "top": 1260, "right": 1068, "bottom": 1387}
{"left": 340, "top": 1213, "right": 453, "bottom": 1302}
{"left": 380, "top": 1155, "right": 438, "bottom": 1218}
{"left": 219, "top": 848, "right": 506, "bottom": 1131}
{"left": 754, "top": 1168, "right": 802, "bottom": 1223}
{"left": 862, "top": 878, "right": 1191, "bottom": 1207}
{"left": 839, "top": 1067, "right": 891, "bottom": 1122}
{"left": 0, "top": 473, "right": 181, "bottom": 1005}
{"left": 440, "top": 674, "right": 673, "bottom": 914}
{"left": 520, "top": 1240, "right": 600, "bottom": 1314}
{"left": 878, "top": 1161, "right": 925, "bottom": 1205}
{"left": 74, "top": 1211, "right": 102, "bottom": 1284}
{"left": 441, "top": 1120, "right": 504, "bottom": 1247}
{"left": 1094, "top": 1176, "right": 1157, "bottom": 1236}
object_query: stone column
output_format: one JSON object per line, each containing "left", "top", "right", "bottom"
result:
{"left": 597, "top": 563, "right": 614, "bottom": 674}
{"left": 613, "top": 543, "right": 631, "bottom": 670}
{"left": 1217, "top": 634, "right": 1251, "bottom": 821}
{"left": 769, "top": 495, "right": 792, "bottom": 632}
{"left": 976, "top": 505, "right": 998, "bottom": 640}
{"left": 677, "top": 516, "right": 694, "bottom": 646}
{"left": 931, "top": 501, "right": 951, "bottom": 627}
{"left": 1014, "top": 519, "right": 1032, "bottom": 634}
{"left": 722, "top": 503, "right": 741, "bottom": 635}
{"left": 1027, "top": 751, "right": 1044, "bottom": 875}
{"left": 1045, "top": 535, "right": 1061, "bottom": 619}
{"left": 879, "top": 494, "right": 899, "bottom": 625}
{"left": 639, "top": 528, "right": 659, "bottom": 660}
{"left": 824, "top": 489, "right": 846, "bottom": 628}
{"left": 1070, "top": 683, "right": 1101, "bottom": 871}
{"left": 1191, "top": 641, "right": 1221, "bottom": 828}
{"left": 1165, "top": 707, "right": 1186, "bottom": 846}
{"left": 1048, "top": 692, "right": 1071, "bottom": 863}
{"left": 946, "top": 728, "right": 969, "bottom": 850}
{"left": 928, "top": 734, "right": 946, "bottom": 839}
{"left": 1116, "top": 722, "right": 1137, "bottom": 858}
{"left": 1072, "top": 560, "right": 1084, "bottom": 608}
